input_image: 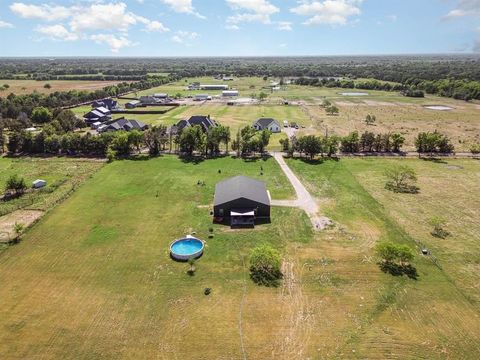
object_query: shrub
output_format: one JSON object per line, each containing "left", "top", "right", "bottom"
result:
{"left": 470, "top": 143, "right": 480, "bottom": 154}
{"left": 5, "top": 174, "right": 27, "bottom": 195}
{"left": 249, "top": 244, "right": 283, "bottom": 287}
{"left": 384, "top": 165, "right": 419, "bottom": 194}
{"left": 106, "top": 147, "right": 117, "bottom": 163}
{"left": 325, "top": 105, "right": 339, "bottom": 115}
{"left": 429, "top": 216, "right": 450, "bottom": 239}
{"left": 375, "top": 241, "right": 417, "bottom": 279}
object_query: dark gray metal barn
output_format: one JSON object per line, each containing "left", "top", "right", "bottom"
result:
{"left": 213, "top": 176, "right": 271, "bottom": 227}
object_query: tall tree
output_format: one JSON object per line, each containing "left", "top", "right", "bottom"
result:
{"left": 31, "top": 107, "right": 52, "bottom": 124}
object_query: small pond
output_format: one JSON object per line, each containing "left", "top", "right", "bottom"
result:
{"left": 424, "top": 105, "right": 454, "bottom": 111}
{"left": 339, "top": 92, "right": 369, "bottom": 96}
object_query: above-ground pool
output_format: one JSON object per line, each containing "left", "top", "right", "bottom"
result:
{"left": 170, "top": 236, "right": 204, "bottom": 261}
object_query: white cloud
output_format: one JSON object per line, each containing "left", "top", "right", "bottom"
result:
{"left": 171, "top": 30, "right": 199, "bottom": 44}
{"left": 226, "top": 24, "right": 240, "bottom": 30}
{"left": 443, "top": 1, "right": 480, "bottom": 52}
{"left": 277, "top": 21, "right": 293, "bottom": 31}
{"left": 36, "top": 24, "right": 79, "bottom": 41}
{"left": 444, "top": 0, "right": 480, "bottom": 19}
{"left": 227, "top": 0, "right": 279, "bottom": 15}
{"left": 90, "top": 34, "right": 134, "bottom": 53}
{"left": 161, "top": 0, "right": 205, "bottom": 18}
{"left": 0, "top": 20, "right": 14, "bottom": 28}
{"left": 143, "top": 20, "right": 169, "bottom": 32}
{"left": 291, "top": 0, "right": 363, "bottom": 26}
{"left": 70, "top": 3, "right": 140, "bottom": 32}
{"left": 226, "top": 0, "right": 279, "bottom": 25}
{"left": 10, "top": 2, "right": 168, "bottom": 52}
{"left": 10, "top": 2, "right": 72, "bottom": 21}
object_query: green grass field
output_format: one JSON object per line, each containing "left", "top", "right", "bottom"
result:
{"left": 0, "top": 155, "right": 479, "bottom": 359}
{"left": 286, "top": 157, "right": 480, "bottom": 358}
{"left": 0, "top": 157, "right": 104, "bottom": 217}
{"left": 72, "top": 76, "right": 480, "bottom": 151}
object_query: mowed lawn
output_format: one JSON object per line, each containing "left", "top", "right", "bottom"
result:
{"left": 0, "top": 155, "right": 316, "bottom": 359}
{"left": 286, "top": 157, "right": 480, "bottom": 359}
{"left": 0, "top": 155, "right": 479, "bottom": 358}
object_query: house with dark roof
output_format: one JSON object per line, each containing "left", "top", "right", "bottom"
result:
{"left": 125, "top": 100, "right": 142, "bottom": 109}
{"left": 92, "top": 98, "right": 118, "bottom": 110}
{"left": 139, "top": 96, "right": 160, "bottom": 105}
{"left": 99, "top": 118, "right": 148, "bottom": 133}
{"left": 253, "top": 118, "right": 281, "bottom": 133}
{"left": 175, "top": 115, "right": 218, "bottom": 133}
{"left": 84, "top": 106, "right": 112, "bottom": 124}
{"left": 213, "top": 176, "right": 271, "bottom": 227}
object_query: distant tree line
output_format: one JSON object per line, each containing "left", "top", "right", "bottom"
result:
{"left": 295, "top": 76, "right": 480, "bottom": 101}
{"left": 0, "top": 74, "right": 178, "bottom": 119}
{"left": 295, "top": 77, "right": 406, "bottom": 92}
{"left": 1, "top": 55, "right": 480, "bottom": 82}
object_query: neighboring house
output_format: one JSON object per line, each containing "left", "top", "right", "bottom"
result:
{"left": 213, "top": 176, "right": 271, "bottom": 227}
{"left": 84, "top": 106, "right": 112, "bottom": 124}
{"left": 175, "top": 115, "right": 218, "bottom": 133}
{"left": 99, "top": 118, "right": 148, "bottom": 132}
{"left": 194, "top": 94, "right": 211, "bottom": 101}
{"left": 253, "top": 118, "right": 281, "bottom": 133}
{"left": 199, "top": 84, "right": 229, "bottom": 90}
{"left": 91, "top": 121, "right": 102, "bottom": 130}
{"left": 153, "top": 93, "right": 168, "bottom": 99}
{"left": 139, "top": 96, "right": 160, "bottom": 104}
{"left": 125, "top": 100, "right": 141, "bottom": 109}
{"left": 222, "top": 90, "right": 239, "bottom": 97}
{"left": 92, "top": 98, "right": 118, "bottom": 110}
{"left": 188, "top": 82, "right": 201, "bottom": 90}
{"left": 32, "top": 179, "right": 47, "bottom": 189}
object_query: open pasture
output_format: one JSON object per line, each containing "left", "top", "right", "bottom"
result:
{"left": 0, "top": 157, "right": 103, "bottom": 217}
{"left": 0, "top": 79, "right": 123, "bottom": 95}
{"left": 0, "top": 155, "right": 479, "bottom": 358}
{"left": 76, "top": 77, "right": 480, "bottom": 151}
{"left": 0, "top": 157, "right": 104, "bottom": 243}
{"left": 285, "top": 157, "right": 480, "bottom": 358}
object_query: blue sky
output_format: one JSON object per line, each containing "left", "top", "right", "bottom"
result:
{"left": 0, "top": 0, "right": 478, "bottom": 56}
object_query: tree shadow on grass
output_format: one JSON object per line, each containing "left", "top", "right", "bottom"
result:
{"left": 241, "top": 155, "right": 271, "bottom": 163}
{"left": 180, "top": 155, "right": 205, "bottom": 165}
{"left": 127, "top": 154, "right": 156, "bottom": 161}
{"left": 420, "top": 157, "right": 448, "bottom": 164}
{"left": 379, "top": 262, "right": 419, "bottom": 280}
{"left": 289, "top": 156, "right": 339, "bottom": 166}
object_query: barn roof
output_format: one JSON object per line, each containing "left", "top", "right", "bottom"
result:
{"left": 214, "top": 176, "right": 270, "bottom": 206}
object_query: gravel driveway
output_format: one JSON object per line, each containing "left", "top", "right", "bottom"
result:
{"left": 271, "top": 152, "right": 332, "bottom": 230}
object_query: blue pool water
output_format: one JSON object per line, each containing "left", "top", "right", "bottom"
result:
{"left": 171, "top": 238, "right": 203, "bottom": 256}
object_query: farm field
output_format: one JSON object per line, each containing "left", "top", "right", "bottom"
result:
{"left": 0, "top": 157, "right": 104, "bottom": 242}
{"left": 0, "top": 79, "right": 123, "bottom": 95}
{"left": 285, "top": 156, "right": 480, "bottom": 358}
{"left": 72, "top": 77, "right": 480, "bottom": 151}
{"left": 0, "top": 155, "right": 479, "bottom": 359}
